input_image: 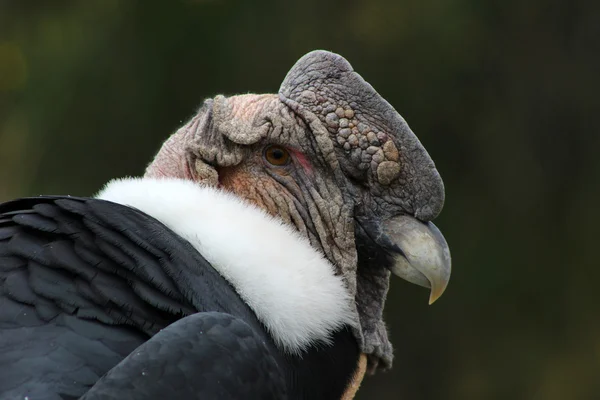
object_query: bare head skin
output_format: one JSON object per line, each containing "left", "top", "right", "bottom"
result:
{"left": 145, "top": 51, "right": 451, "bottom": 377}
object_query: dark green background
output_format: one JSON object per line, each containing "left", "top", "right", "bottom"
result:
{"left": 1, "top": 1, "right": 598, "bottom": 399}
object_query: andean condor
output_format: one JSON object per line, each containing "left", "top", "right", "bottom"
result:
{"left": 0, "top": 51, "right": 451, "bottom": 399}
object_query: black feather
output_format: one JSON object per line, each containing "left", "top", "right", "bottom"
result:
{"left": 0, "top": 196, "right": 360, "bottom": 399}
{"left": 82, "top": 313, "right": 287, "bottom": 400}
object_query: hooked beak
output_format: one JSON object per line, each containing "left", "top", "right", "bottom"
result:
{"left": 358, "top": 215, "right": 451, "bottom": 304}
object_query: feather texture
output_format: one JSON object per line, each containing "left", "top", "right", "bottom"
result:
{"left": 97, "top": 177, "right": 356, "bottom": 353}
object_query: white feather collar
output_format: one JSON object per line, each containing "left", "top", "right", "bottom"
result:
{"left": 96, "top": 177, "right": 355, "bottom": 354}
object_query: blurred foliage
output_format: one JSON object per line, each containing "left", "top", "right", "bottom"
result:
{"left": 1, "top": 0, "right": 599, "bottom": 399}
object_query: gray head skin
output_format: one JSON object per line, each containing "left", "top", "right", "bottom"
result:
{"left": 145, "top": 51, "right": 451, "bottom": 373}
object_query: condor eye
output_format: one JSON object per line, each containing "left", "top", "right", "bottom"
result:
{"left": 263, "top": 145, "right": 291, "bottom": 166}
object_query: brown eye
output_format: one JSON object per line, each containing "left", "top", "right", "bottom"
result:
{"left": 263, "top": 145, "right": 291, "bottom": 166}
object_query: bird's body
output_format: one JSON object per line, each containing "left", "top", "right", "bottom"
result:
{"left": 0, "top": 182, "right": 359, "bottom": 399}
{"left": 0, "top": 50, "right": 451, "bottom": 399}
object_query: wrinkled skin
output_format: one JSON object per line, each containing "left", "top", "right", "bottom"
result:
{"left": 145, "top": 51, "right": 449, "bottom": 373}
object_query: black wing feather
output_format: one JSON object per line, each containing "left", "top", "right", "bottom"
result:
{"left": 82, "top": 312, "right": 287, "bottom": 400}
{"left": 0, "top": 196, "right": 283, "bottom": 399}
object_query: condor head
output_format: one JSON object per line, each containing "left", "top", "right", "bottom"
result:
{"left": 144, "top": 50, "right": 451, "bottom": 372}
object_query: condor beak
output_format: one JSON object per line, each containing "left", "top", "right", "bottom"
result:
{"left": 359, "top": 215, "right": 451, "bottom": 304}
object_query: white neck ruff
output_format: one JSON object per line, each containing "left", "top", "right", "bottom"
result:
{"left": 97, "top": 177, "right": 355, "bottom": 354}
